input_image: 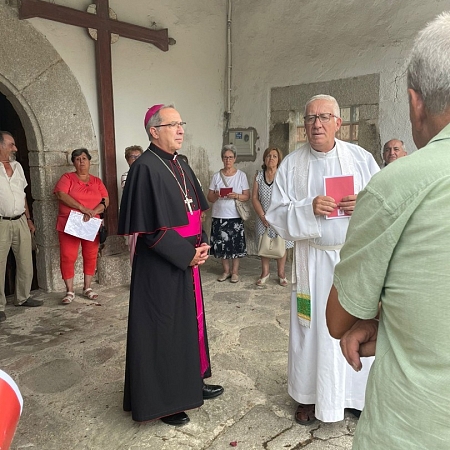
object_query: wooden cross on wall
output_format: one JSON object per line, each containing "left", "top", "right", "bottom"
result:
{"left": 19, "top": 0, "right": 169, "bottom": 235}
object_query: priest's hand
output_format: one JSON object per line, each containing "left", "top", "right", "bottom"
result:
{"left": 313, "top": 195, "right": 337, "bottom": 216}
{"left": 339, "top": 319, "right": 378, "bottom": 372}
{"left": 190, "top": 244, "right": 210, "bottom": 266}
{"left": 338, "top": 194, "right": 357, "bottom": 216}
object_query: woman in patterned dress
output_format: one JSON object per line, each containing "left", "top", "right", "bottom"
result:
{"left": 207, "top": 145, "right": 250, "bottom": 283}
{"left": 252, "top": 147, "right": 293, "bottom": 286}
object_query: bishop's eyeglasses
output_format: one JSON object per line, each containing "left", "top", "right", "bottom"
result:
{"left": 303, "top": 113, "right": 338, "bottom": 124}
{"left": 153, "top": 121, "right": 186, "bottom": 129}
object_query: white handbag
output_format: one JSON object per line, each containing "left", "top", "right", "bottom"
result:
{"left": 258, "top": 228, "right": 285, "bottom": 259}
{"left": 234, "top": 199, "right": 251, "bottom": 221}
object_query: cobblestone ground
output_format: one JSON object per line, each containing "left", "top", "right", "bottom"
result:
{"left": 1, "top": 256, "right": 357, "bottom": 450}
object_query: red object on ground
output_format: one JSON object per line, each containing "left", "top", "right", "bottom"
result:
{"left": 0, "top": 370, "right": 23, "bottom": 450}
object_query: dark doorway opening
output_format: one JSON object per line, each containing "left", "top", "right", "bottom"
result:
{"left": 0, "top": 92, "right": 39, "bottom": 296}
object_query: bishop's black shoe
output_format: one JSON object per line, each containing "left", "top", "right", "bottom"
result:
{"left": 202, "top": 383, "right": 224, "bottom": 400}
{"left": 160, "top": 412, "right": 190, "bottom": 426}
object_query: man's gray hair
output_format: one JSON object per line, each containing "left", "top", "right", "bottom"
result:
{"left": 304, "top": 95, "right": 340, "bottom": 117}
{"left": 0, "top": 131, "right": 13, "bottom": 146}
{"left": 407, "top": 12, "right": 450, "bottom": 114}
{"left": 383, "top": 139, "right": 406, "bottom": 152}
{"left": 221, "top": 144, "right": 237, "bottom": 158}
{"left": 145, "top": 104, "right": 176, "bottom": 141}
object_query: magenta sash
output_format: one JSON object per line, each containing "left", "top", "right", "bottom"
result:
{"left": 173, "top": 209, "right": 209, "bottom": 376}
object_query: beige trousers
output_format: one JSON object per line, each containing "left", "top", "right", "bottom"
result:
{"left": 0, "top": 215, "right": 33, "bottom": 310}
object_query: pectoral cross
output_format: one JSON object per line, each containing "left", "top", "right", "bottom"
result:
{"left": 184, "top": 197, "right": 194, "bottom": 215}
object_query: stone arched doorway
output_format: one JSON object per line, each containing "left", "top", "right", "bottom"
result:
{"left": 0, "top": 3, "right": 98, "bottom": 292}
{"left": 0, "top": 93, "right": 39, "bottom": 295}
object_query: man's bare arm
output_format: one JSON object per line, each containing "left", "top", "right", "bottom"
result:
{"left": 326, "top": 285, "right": 359, "bottom": 338}
{"left": 327, "top": 285, "right": 379, "bottom": 371}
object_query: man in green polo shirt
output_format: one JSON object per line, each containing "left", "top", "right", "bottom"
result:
{"left": 326, "top": 11, "right": 450, "bottom": 450}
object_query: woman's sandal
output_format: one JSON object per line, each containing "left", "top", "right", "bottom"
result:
{"left": 256, "top": 274, "right": 270, "bottom": 286}
{"left": 83, "top": 288, "right": 99, "bottom": 300}
{"left": 279, "top": 277, "right": 288, "bottom": 287}
{"left": 217, "top": 273, "right": 231, "bottom": 282}
{"left": 295, "top": 403, "right": 316, "bottom": 425}
{"left": 62, "top": 292, "right": 75, "bottom": 305}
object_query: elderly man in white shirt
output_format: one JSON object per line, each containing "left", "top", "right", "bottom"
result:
{"left": 266, "top": 95, "right": 379, "bottom": 425}
{"left": 0, "top": 131, "right": 43, "bottom": 322}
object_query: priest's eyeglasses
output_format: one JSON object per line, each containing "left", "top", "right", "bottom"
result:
{"left": 154, "top": 121, "right": 186, "bottom": 129}
{"left": 303, "top": 113, "right": 337, "bottom": 124}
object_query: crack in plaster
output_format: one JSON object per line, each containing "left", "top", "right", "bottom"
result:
{"left": 394, "top": 68, "right": 408, "bottom": 102}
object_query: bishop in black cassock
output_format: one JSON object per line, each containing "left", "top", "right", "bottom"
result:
{"left": 118, "top": 105, "right": 223, "bottom": 425}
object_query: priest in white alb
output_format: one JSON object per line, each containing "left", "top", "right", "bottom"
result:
{"left": 265, "top": 94, "right": 379, "bottom": 425}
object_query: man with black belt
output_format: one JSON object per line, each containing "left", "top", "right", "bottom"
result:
{"left": 0, "top": 131, "right": 43, "bottom": 323}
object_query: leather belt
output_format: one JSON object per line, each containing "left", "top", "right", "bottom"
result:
{"left": 0, "top": 212, "right": 24, "bottom": 221}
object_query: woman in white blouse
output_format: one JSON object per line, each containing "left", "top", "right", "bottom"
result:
{"left": 207, "top": 145, "right": 250, "bottom": 283}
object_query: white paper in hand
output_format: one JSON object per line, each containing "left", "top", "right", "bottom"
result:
{"left": 64, "top": 210, "right": 102, "bottom": 241}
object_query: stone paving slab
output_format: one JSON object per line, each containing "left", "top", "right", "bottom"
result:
{"left": 1, "top": 256, "right": 357, "bottom": 449}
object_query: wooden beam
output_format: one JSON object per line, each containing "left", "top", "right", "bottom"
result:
{"left": 19, "top": 0, "right": 169, "bottom": 51}
{"left": 19, "top": 0, "right": 170, "bottom": 236}
{"left": 94, "top": 1, "right": 118, "bottom": 231}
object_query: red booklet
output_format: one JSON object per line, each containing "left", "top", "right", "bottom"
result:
{"left": 219, "top": 187, "right": 232, "bottom": 197}
{"left": 324, "top": 175, "right": 354, "bottom": 219}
